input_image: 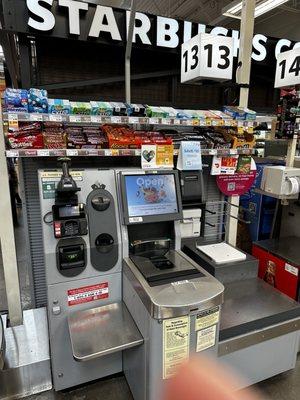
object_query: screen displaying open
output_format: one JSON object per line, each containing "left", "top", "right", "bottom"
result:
{"left": 124, "top": 174, "right": 179, "bottom": 217}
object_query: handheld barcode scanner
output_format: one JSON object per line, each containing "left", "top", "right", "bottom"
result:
{"left": 52, "top": 158, "right": 87, "bottom": 239}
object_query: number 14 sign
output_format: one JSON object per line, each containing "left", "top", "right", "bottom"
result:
{"left": 275, "top": 47, "right": 300, "bottom": 88}
{"left": 181, "top": 33, "right": 234, "bottom": 83}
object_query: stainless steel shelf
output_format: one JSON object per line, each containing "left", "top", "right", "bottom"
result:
{"left": 68, "top": 302, "right": 143, "bottom": 362}
{"left": 5, "top": 148, "right": 256, "bottom": 158}
{"left": 3, "top": 112, "right": 258, "bottom": 128}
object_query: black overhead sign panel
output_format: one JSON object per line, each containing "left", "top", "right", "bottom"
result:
{"left": 1, "top": 0, "right": 299, "bottom": 62}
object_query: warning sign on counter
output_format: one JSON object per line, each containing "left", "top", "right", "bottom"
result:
{"left": 195, "top": 306, "right": 220, "bottom": 331}
{"left": 163, "top": 316, "right": 190, "bottom": 379}
{"left": 67, "top": 282, "right": 108, "bottom": 306}
{"left": 196, "top": 325, "right": 216, "bottom": 352}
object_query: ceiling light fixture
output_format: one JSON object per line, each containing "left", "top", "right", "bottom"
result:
{"left": 222, "top": 0, "right": 289, "bottom": 19}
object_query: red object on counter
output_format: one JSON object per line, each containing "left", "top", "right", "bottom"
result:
{"left": 252, "top": 238, "right": 300, "bottom": 301}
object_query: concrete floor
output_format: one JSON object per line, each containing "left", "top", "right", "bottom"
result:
{"left": 1, "top": 209, "right": 300, "bottom": 400}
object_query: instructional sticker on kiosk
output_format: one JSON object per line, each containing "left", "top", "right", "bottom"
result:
{"left": 42, "top": 182, "right": 56, "bottom": 199}
{"left": 67, "top": 283, "right": 109, "bottom": 306}
{"left": 195, "top": 306, "right": 220, "bottom": 331}
{"left": 163, "top": 316, "right": 190, "bottom": 379}
{"left": 196, "top": 325, "right": 216, "bottom": 352}
{"left": 41, "top": 171, "right": 83, "bottom": 199}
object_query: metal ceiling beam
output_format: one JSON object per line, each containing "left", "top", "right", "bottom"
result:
{"left": 125, "top": 0, "right": 137, "bottom": 103}
{"left": 37, "top": 69, "right": 179, "bottom": 91}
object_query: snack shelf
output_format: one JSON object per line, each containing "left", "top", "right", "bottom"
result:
{"left": 5, "top": 148, "right": 256, "bottom": 158}
{"left": 3, "top": 112, "right": 258, "bottom": 128}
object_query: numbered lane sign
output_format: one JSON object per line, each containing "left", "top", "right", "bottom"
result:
{"left": 275, "top": 47, "right": 300, "bottom": 88}
{"left": 181, "top": 33, "right": 234, "bottom": 83}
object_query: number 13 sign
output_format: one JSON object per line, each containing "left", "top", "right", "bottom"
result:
{"left": 275, "top": 47, "right": 300, "bottom": 88}
{"left": 181, "top": 33, "right": 234, "bottom": 83}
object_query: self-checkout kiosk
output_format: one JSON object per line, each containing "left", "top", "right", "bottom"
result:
{"left": 38, "top": 162, "right": 224, "bottom": 399}
{"left": 118, "top": 170, "right": 224, "bottom": 400}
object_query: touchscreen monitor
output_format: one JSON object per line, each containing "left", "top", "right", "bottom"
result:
{"left": 122, "top": 172, "right": 182, "bottom": 224}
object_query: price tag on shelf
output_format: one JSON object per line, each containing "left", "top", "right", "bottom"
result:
{"left": 111, "top": 116, "right": 122, "bottom": 124}
{"left": 38, "top": 150, "right": 50, "bottom": 157}
{"left": 230, "top": 149, "right": 238, "bottom": 155}
{"left": 149, "top": 117, "right": 159, "bottom": 124}
{"left": 161, "top": 118, "right": 171, "bottom": 125}
{"left": 87, "top": 149, "right": 99, "bottom": 156}
{"left": 104, "top": 149, "right": 112, "bottom": 156}
{"left": 181, "top": 33, "right": 234, "bottom": 83}
{"left": 128, "top": 117, "right": 140, "bottom": 124}
{"left": 6, "top": 150, "right": 19, "bottom": 157}
{"left": 173, "top": 119, "right": 181, "bottom": 125}
{"left": 69, "top": 115, "right": 82, "bottom": 123}
{"left": 30, "top": 113, "right": 43, "bottom": 122}
{"left": 111, "top": 149, "right": 119, "bottom": 156}
{"left": 67, "top": 149, "right": 79, "bottom": 156}
{"left": 209, "top": 149, "right": 217, "bottom": 155}
{"left": 51, "top": 150, "right": 65, "bottom": 156}
{"left": 24, "top": 150, "right": 37, "bottom": 156}
{"left": 275, "top": 47, "right": 300, "bottom": 88}
{"left": 49, "top": 114, "right": 63, "bottom": 122}
{"left": 212, "top": 120, "right": 218, "bottom": 126}
{"left": 91, "top": 116, "right": 102, "bottom": 123}
{"left": 192, "top": 119, "right": 200, "bottom": 126}
{"left": 8, "top": 113, "right": 19, "bottom": 129}
{"left": 206, "top": 119, "right": 211, "bottom": 126}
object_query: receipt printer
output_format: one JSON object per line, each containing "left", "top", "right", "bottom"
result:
{"left": 180, "top": 208, "right": 202, "bottom": 238}
{"left": 261, "top": 166, "right": 300, "bottom": 198}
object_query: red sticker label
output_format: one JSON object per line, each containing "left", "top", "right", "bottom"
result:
{"left": 67, "top": 283, "right": 109, "bottom": 306}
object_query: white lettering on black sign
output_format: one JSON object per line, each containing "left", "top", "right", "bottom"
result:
{"left": 24, "top": 0, "right": 300, "bottom": 62}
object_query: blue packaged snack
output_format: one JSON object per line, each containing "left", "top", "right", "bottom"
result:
{"left": 222, "top": 106, "right": 246, "bottom": 120}
{"left": 4, "top": 88, "right": 28, "bottom": 112}
{"left": 48, "top": 99, "right": 71, "bottom": 115}
{"left": 126, "top": 103, "right": 146, "bottom": 117}
{"left": 28, "top": 88, "right": 48, "bottom": 113}
{"left": 176, "top": 109, "right": 193, "bottom": 119}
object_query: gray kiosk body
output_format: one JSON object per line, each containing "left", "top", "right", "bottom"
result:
{"left": 117, "top": 169, "right": 224, "bottom": 400}
{"left": 39, "top": 169, "right": 124, "bottom": 390}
